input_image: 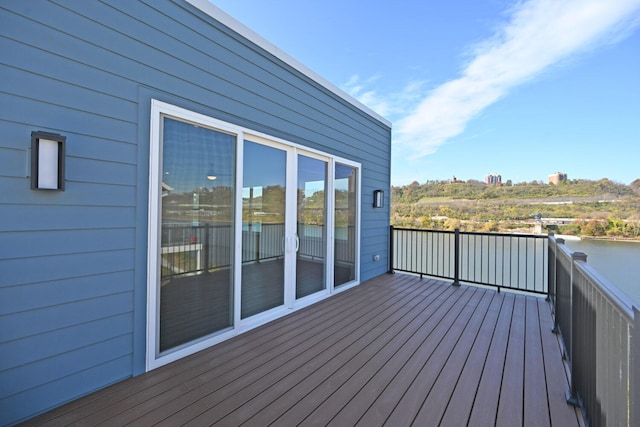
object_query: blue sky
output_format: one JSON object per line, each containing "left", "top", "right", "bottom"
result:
{"left": 212, "top": 0, "right": 640, "bottom": 186}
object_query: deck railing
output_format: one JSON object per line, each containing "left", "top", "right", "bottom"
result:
{"left": 549, "top": 235, "right": 638, "bottom": 427}
{"left": 390, "top": 226, "right": 638, "bottom": 427}
{"left": 389, "top": 226, "right": 548, "bottom": 294}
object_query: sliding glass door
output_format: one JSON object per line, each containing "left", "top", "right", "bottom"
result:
{"left": 335, "top": 163, "right": 358, "bottom": 287}
{"left": 241, "top": 141, "right": 287, "bottom": 318}
{"left": 158, "top": 117, "right": 235, "bottom": 352}
{"left": 296, "top": 154, "right": 328, "bottom": 299}
{"left": 148, "top": 101, "right": 361, "bottom": 367}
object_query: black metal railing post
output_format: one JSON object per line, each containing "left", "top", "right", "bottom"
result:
{"left": 551, "top": 237, "right": 564, "bottom": 334}
{"left": 566, "top": 251, "right": 587, "bottom": 407}
{"left": 452, "top": 228, "right": 460, "bottom": 286}
{"left": 388, "top": 225, "right": 395, "bottom": 274}
{"left": 255, "top": 232, "right": 261, "bottom": 263}
{"left": 204, "top": 224, "right": 210, "bottom": 272}
{"left": 545, "top": 233, "right": 552, "bottom": 301}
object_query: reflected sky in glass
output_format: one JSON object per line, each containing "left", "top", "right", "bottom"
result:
{"left": 243, "top": 140, "right": 285, "bottom": 188}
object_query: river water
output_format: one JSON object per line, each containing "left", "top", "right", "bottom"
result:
{"left": 563, "top": 238, "right": 640, "bottom": 306}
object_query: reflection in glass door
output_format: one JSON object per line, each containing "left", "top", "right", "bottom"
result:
{"left": 241, "top": 141, "right": 287, "bottom": 318}
{"left": 335, "top": 163, "right": 358, "bottom": 287}
{"left": 159, "top": 117, "right": 235, "bottom": 353}
{"left": 296, "top": 155, "right": 328, "bottom": 299}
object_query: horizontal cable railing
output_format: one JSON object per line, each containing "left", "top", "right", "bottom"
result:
{"left": 390, "top": 226, "right": 548, "bottom": 294}
{"left": 549, "top": 235, "right": 638, "bottom": 427}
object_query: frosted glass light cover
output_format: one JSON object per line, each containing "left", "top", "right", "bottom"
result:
{"left": 38, "top": 139, "right": 59, "bottom": 189}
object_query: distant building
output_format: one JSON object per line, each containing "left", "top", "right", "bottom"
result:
{"left": 484, "top": 173, "right": 502, "bottom": 185}
{"left": 549, "top": 172, "right": 567, "bottom": 185}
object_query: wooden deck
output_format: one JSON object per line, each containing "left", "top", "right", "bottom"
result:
{"left": 23, "top": 273, "right": 583, "bottom": 426}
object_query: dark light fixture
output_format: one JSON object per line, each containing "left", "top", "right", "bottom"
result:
{"left": 31, "top": 131, "right": 66, "bottom": 191}
{"left": 373, "top": 189, "right": 384, "bottom": 208}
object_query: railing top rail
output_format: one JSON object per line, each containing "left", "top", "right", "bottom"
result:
{"left": 548, "top": 234, "right": 568, "bottom": 244}
{"left": 574, "top": 260, "right": 636, "bottom": 321}
{"left": 391, "top": 227, "right": 549, "bottom": 239}
{"left": 550, "top": 237, "right": 575, "bottom": 259}
{"left": 391, "top": 227, "right": 455, "bottom": 235}
{"left": 551, "top": 233, "right": 637, "bottom": 319}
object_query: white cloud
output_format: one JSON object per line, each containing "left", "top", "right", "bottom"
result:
{"left": 342, "top": 75, "right": 428, "bottom": 119}
{"left": 391, "top": 0, "right": 640, "bottom": 158}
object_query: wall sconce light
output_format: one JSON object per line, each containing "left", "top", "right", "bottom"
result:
{"left": 373, "top": 189, "right": 384, "bottom": 208}
{"left": 31, "top": 131, "right": 66, "bottom": 191}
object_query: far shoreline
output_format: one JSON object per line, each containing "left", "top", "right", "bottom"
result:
{"left": 580, "top": 236, "right": 640, "bottom": 243}
{"left": 555, "top": 234, "right": 640, "bottom": 243}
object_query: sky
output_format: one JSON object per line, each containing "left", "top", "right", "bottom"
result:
{"left": 211, "top": 0, "right": 640, "bottom": 186}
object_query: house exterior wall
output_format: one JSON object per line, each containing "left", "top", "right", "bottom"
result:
{"left": 0, "top": 1, "right": 391, "bottom": 424}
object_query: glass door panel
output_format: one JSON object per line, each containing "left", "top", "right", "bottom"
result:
{"left": 159, "top": 117, "right": 235, "bottom": 353}
{"left": 334, "top": 163, "right": 357, "bottom": 287}
{"left": 296, "top": 155, "right": 328, "bottom": 298}
{"left": 241, "top": 141, "right": 287, "bottom": 318}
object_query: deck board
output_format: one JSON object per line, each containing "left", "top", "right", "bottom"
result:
{"left": 313, "top": 282, "right": 466, "bottom": 426}
{"left": 323, "top": 283, "right": 463, "bottom": 426}
{"left": 467, "top": 292, "right": 516, "bottom": 426}
{"left": 349, "top": 284, "right": 477, "bottom": 426}
{"left": 539, "top": 298, "right": 584, "bottom": 426}
{"left": 22, "top": 273, "right": 582, "bottom": 427}
{"left": 383, "top": 287, "right": 485, "bottom": 426}
{"left": 496, "top": 292, "right": 526, "bottom": 425}
{"left": 524, "top": 297, "right": 551, "bottom": 427}
{"left": 437, "top": 290, "right": 504, "bottom": 425}
{"left": 412, "top": 289, "right": 497, "bottom": 424}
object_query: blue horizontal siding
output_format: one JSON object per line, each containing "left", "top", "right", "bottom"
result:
{"left": 0, "top": 37, "right": 138, "bottom": 103}
{"left": 0, "top": 271, "right": 134, "bottom": 316}
{"left": 0, "top": 291, "right": 133, "bottom": 342}
{"left": 1, "top": 250, "right": 135, "bottom": 287}
{"left": 67, "top": 136, "right": 138, "bottom": 164}
{"left": 0, "top": 120, "right": 137, "bottom": 161}
{"left": 0, "top": 356, "right": 132, "bottom": 426}
{"left": 0, "top": 64, "right": 137, "bottom": 122}
{"left": 66, "top": 157, "right": 136, "bottom": 186}
{"left": 0, "top": 93, "right": 138, "bottom": 143}
{"left": 0, "top": 313, "right": 132, "bottom": 372}
{"left": 0, "top": 147, "right": 27, "bottom": 178}
{"left": 1, "top": 178, "right": 136, "bottom": 207}
{"left": 0, "top": 206, "right": 135, "bottom": 231}
{"left": 0, "top": 228, "right": 135, "bottom": 260}
{"left": 0, "top": 334, "right": 132, "bottom": 397}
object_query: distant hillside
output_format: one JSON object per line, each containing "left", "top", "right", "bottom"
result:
{"left": 392, "top": 178, "right": 640, "bottom": 204}
{"left": 391, "top": 178, "right": 640, "bottom": 239}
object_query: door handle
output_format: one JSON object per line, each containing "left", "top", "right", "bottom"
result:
{"left": 295, "top": 235, "right": 300, "bottom": 252}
